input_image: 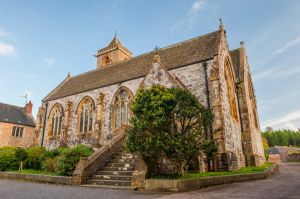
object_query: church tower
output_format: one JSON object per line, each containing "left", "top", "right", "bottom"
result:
{"left": 95, "top": 35, "right": 132, "bottom": 69}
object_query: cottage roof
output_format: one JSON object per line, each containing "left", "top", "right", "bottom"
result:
{"left": 0, "top": 102, "right": 35, "bottom": 127}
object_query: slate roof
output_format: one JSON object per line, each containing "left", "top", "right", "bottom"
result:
{"left": 43, "top": 30, "right": 222, "bottom": 102}
{"left": 229, "top": 48, "right": 240, "bottom": 80}
{"left": 0, "top": 102, "right": 35, "bottom": 127}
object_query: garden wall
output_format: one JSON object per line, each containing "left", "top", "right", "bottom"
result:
{"left": 0, "top": 171, "right": 72, "bottom": 185}
{"left": 145, "top": 164, "right": 278, "bottom": 191}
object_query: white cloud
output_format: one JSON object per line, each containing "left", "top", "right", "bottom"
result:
{"left": 253, "top": 65, "right": 300, "bottom": 81}
{"left": 189, "top": 0, "right": 207, "bottom": 14}
{"left": 169, "top": 0, "right": 207, "bottom": 31}
{"left": 272, "top": 36, "right": 300, "bottom": 57}
{"left": 0, "top": 41, "right": 16, "bottom": 56}
{"left": 263, "top": 109, "right": 300, "bottom": 130}
{"left": 283, "top": 122, "right": 298, "bottom": 131}
{"left": 265, "top": 36, "right": 300, "bottom": 64}
{"left": 0, "top": 30, "right": 9, "bottom": 37}
{"left": 42, "top": 57, "right": 56, "bottom": 66}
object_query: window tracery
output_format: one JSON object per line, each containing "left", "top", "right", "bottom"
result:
{"left": 78, "top": 97, "right": 95, "bottom": 133}
{"left": 112, "top": 88, "right": 133, "bottom": 129}
{"left": 48, "top": 104, "right": 63, "bottom": 137}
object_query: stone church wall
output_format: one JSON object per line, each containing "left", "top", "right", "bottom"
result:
{"left": 211, "top": 32, "right": 245, "bottom": 170}
{"left": 41, "top": 61, "right": 210, "bottom": 150}
{"left": 238, "top": 47, "right": 265, "bottom": 166}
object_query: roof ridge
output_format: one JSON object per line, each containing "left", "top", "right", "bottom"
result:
{"left": 69, "top": 30, "right": 220, "bottom": 80}
{"left": 0, "top": 102, "right": 24, "bottom": 109}
{"left": 42, "top": 74, "right": 71, "bottom": 102}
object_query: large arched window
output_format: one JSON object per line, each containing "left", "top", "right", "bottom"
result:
{"left": 48, "top": 104, "right": 63, "bottom": 137}
{"left": 112, "top": 87, "right": 133, "bottom": 129}
{"left": 77, "top": 97, "right": 95, "bottom": 133}
{"left": 224, "top": 58, "right": 239, "bottom": 121}
{"left": 247, "top": 73, "right": 259, "bottom": 129}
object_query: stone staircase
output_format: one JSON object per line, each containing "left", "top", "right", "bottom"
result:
{"left": 86, "top": 148, "right": 139, "bottom": 188}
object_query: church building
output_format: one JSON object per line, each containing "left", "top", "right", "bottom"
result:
{"left": 35, "top": 22, "right": 265, "bottom": 171}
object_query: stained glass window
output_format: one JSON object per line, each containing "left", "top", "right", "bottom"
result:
{"left": 112, "top": 88, "right": 133, "bottom": 129}
{"left": 49, "top": 104, "right": 63, "bottom": 137}
{"left": 78, "top": 97, "right": 95, "bottom": 133}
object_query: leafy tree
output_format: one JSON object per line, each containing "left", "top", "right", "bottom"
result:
{"left": 262, "top": 129, "right": 300, "bottom": 147}
{"left": 15, "top": 148, "right": 28, "bottom": 171}
{"left": 126, "top": 86, "right": 213, "bottom": 176}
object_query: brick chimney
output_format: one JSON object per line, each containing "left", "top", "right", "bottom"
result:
{"left": 25, "top": 101, "right": 33, "bottom": 115}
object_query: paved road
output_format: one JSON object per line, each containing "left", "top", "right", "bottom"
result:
{"left": 0, "top": 162, "right": 299, "bottom": 199}
{"left": 158, "top": 162, "right": 300, "bottom": 199}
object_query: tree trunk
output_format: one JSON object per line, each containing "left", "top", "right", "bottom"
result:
{"left": 19, "top": 161, "right": 23, "bottom": 171}
{"left": 178, "top": 161, "right": 185, "bottom": 176}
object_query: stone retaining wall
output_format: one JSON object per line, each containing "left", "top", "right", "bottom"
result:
{"left": 286, "top": 153, "right": 300, "bottom": 162}
{"left": 145, "top": 164, "right": 278, "bottom": 191}
{"left": 0, "top": 171, "right": 72, "bottom": 185}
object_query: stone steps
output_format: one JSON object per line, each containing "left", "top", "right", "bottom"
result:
{"left": 87, "top": 179, "right": 132, "bottom": 186}
{"left": 86, "top": 146, "right": 138, "bottom": 187}
{"left": 93, "top": 174, "right": 132, "bottom": 181}
{"left": 101, "top": 166, "right": 134, "bottom": 171}
{"left": 96, "top": 170, "right": 133, "bottom": 176}
{"left": 109, "top": 158, "right": 138, "bottom": 164}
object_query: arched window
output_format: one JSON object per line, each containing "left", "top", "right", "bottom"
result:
{"left": 112, "top": 88, "right": 133, "bottom": 129}
{"left": 77, "top": 97, "right": 95, "bottom": 133}
{"left": 224, "top": 59, "right": 239, "bottom": 121}
{"left": 48, "top": 104, "right": 63, "bottom": 137}
{"left": 247, "top": 73, "right": 259, "bottom": 129}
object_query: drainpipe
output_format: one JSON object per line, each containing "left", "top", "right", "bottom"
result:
{"left": 41, "top": 102, "right": 48, "bottom": 146}
{"left": 203, "top": 61, "right": 213, "bottom": 140}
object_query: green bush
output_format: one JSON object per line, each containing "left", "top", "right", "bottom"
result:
{"left": 25, "top": 146, "right": 46, "bottom": 170}
{"left": 39, "top": 147, "right": 66, "bottom": 162}
{"left": 0, "top": 145, "right": 94, "bottom": 176}
{"left": 0, "top": 146, "right": 18, "bottom": 171}
{"left": 41, "top": 158, "right": 58, "bottom": 173}
{"left": 55, "top": 145, "right": 94, "bottom": 176}
{"left": 15, "top": 148, "right": 28, "bottom": 170}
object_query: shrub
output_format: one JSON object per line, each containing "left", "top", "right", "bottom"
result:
{"left": 39, "top": 147, "right": 69, "bottom": 163}
{"left": 55, "top": 145, "right": 94, "bottom": 176}
{"left": 41, "top": 158, "right": 58, "bottom": 173}
{"left": 0, "top": 146, "right": 18, "bottom": 171}
{"left": 25, "top": 146, "right": 46, "bottom": 170}
{"left": 15, "top": 148, "right": 28, "bottom": 171}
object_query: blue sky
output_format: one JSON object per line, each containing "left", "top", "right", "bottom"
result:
{"left": 0, "top": 0, "right": 299, "bottom": 131}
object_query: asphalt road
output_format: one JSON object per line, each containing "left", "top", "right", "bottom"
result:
{"left": 0, "top": 162, "right": 299, "bottom": 199}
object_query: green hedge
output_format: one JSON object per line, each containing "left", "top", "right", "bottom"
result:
{"left": 0, "top": 144, "right": 94, "bottom": 176}
{"left": 0, "top": 146, "right": 18, "bottom": 171}
{"left": 25, "top": 146, "right": 46, "bottom": 170}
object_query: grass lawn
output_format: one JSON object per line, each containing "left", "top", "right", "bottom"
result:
{"left": 151, "top": 163, "right": 272, "bottom": 179}
{"left": 7, "top": 169, "right": 60, "bottom": 176}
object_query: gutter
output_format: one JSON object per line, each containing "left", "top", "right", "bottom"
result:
{"left": 41, "top": 102, "right": 48, "bottom": 146}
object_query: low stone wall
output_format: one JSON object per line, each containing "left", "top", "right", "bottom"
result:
{"left": 286, "top": 153, "right": 300, "bottom": 162}
{"left": 0, "top": 171, "right": 72, "bottom": 185}
{"left": 268, "top": 154, "right": 281, "bottom": 164}
{"left": 146, "top": 164, "right": 278, "bottom": 191}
